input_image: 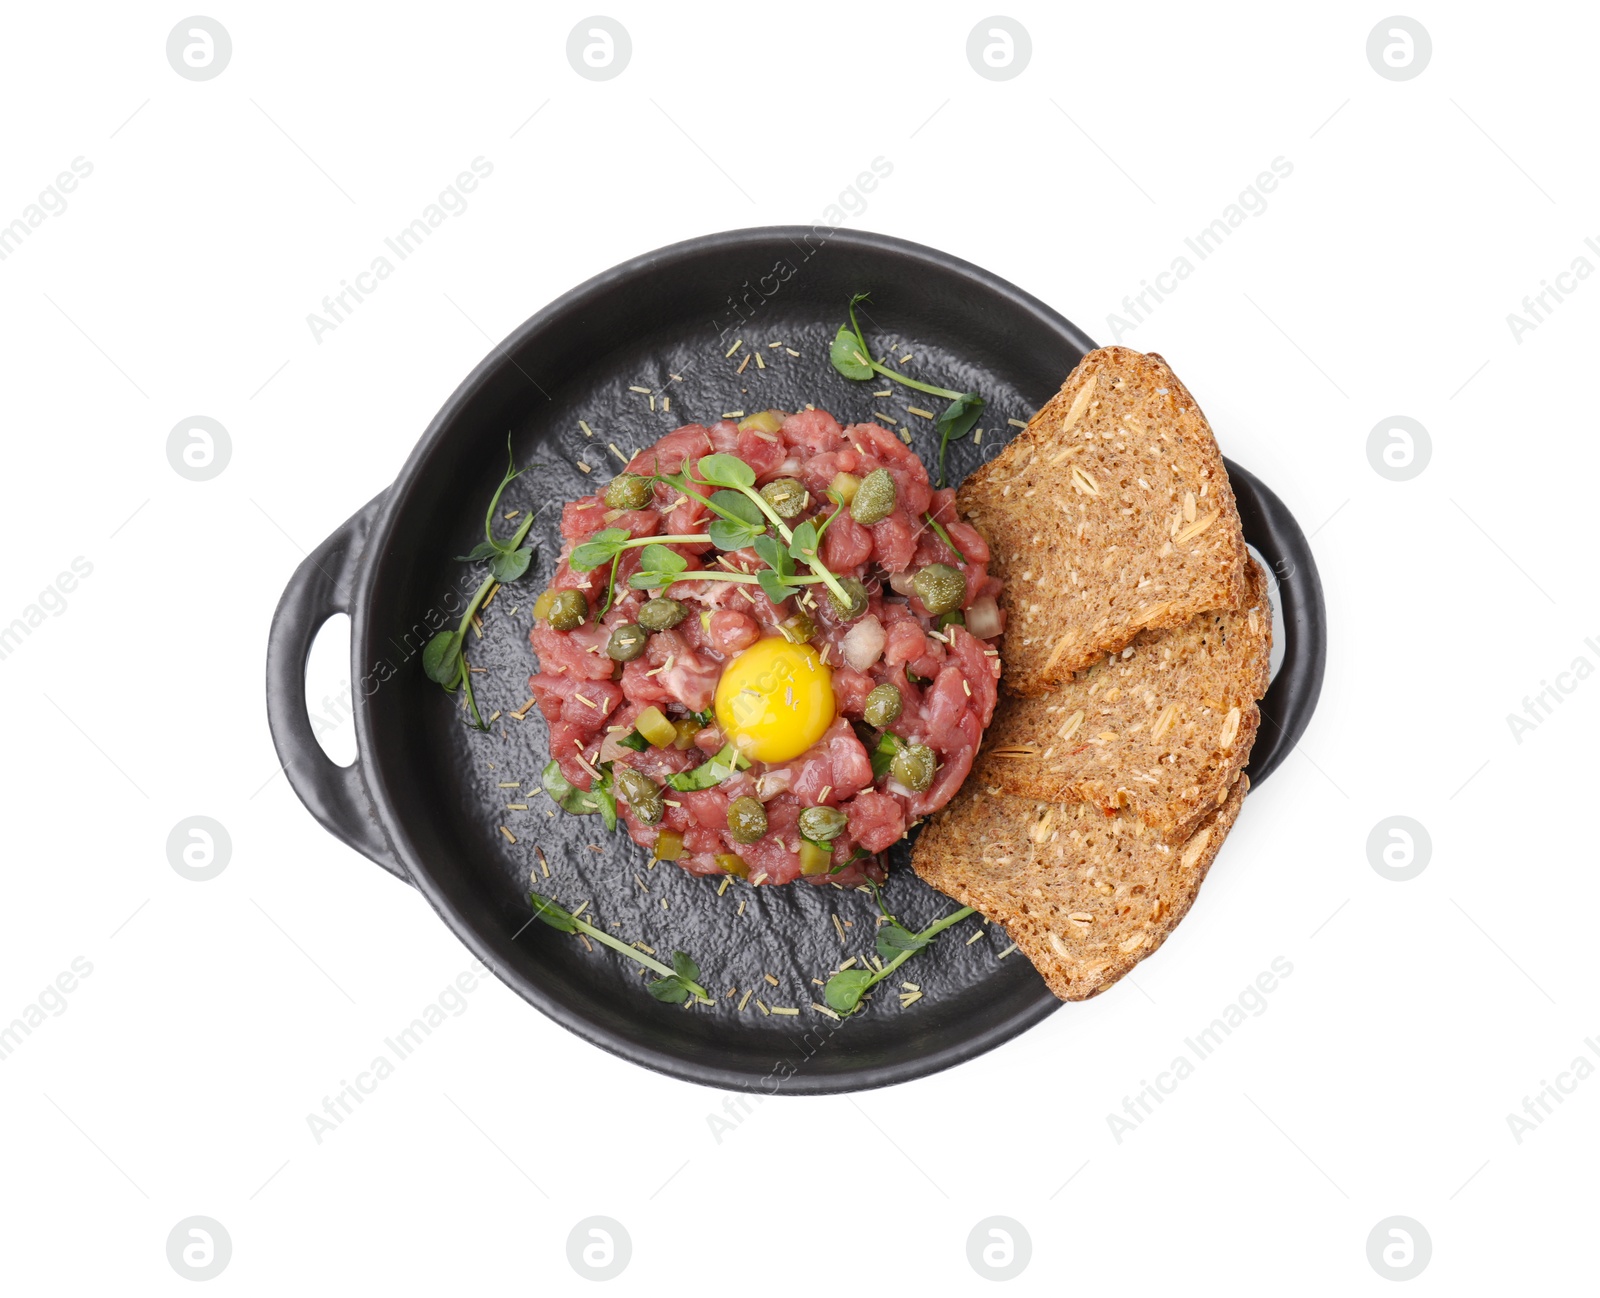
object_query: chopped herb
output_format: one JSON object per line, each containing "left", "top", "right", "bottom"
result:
{"left": 541, "top": 759, "right": 618, "bottom": 832}
{"left": 616, "top": 730, "right": 650, "bottom": 752}
{"left": 869, "top": 730, "right": 903, "bottom": 780}
{"left": 666, "top": 742, "right": 750, "bottom": 791}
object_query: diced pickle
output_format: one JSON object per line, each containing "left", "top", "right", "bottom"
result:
{"left": 798, "top": 840, "right": 833, "bottom": 876}
{"left": 715, "top": 853, "right": 750, "bottom": 878}
{"left": 671, "top": 717, "right": 701, "bottom": 750}
{"left": 829, "top": 471, "right": 862, "bottom": 505}
{"left": 653, "top": 828, "right": 685, "bottom": 862}
{"left": 737, "top": 409, "right": 785, "bottom": 435}
{"left": 635, "top": 706, "right": 678, "bottom": 749}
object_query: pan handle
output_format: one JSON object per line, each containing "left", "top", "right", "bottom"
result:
{"left": 264, "top": 493, "right": 409, "bottom": 882}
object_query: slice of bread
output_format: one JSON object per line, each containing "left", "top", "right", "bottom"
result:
{"left": 912, "top": 776, "right": 1247, "bottom": 1001}
{"left": 974, "top": 558, "right": 1271, "bottom": 843}
{"left": 959, "top": 347, "right": 1250, "bottom": 696}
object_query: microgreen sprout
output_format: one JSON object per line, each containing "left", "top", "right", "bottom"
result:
{"left": 528, "top": 891, "right": 712, "bottom": 1004}
{"left": 829, "top": 292, "right": 986, "bottom": 486}
{"left": 423, "top": 438, "right": 542, "bottom": 729}
{"left": 823, "top": 903, "right": 978, "bottom": 1013}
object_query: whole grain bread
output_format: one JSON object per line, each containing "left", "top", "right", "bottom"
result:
{"left": 975, "top": 558, "right": 1271, "bottom": 843}
{"left": 960, "top": 347, "right": 1250, "bottom": 695}
{"left": 912, "top": 776, "right": 1247, "bottom": 1001}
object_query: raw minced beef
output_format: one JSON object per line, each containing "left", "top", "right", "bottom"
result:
{"left": 528, "top": 408, "right": 1005, "bottom": 886}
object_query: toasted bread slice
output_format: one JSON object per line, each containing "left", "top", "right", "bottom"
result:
{"left": 959, "top": 347, "right": 1250, "bottom": 695}
{"left": 975, "top": 558, "right": 1271, "bottom": 843}
{"left": 912, "top": 776, "right": 1247, "bottom": 1001}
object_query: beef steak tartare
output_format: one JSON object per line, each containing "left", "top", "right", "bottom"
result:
{"left": 527, "top": 407, "right": 1005, "bottom": 886}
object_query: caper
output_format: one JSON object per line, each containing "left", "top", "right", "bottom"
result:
{"left": 863, "top": 683, "right": 903, "bottom": 727}
{"left": 614, "top": 767, "right": 664, "bottom": 824}
{"left": 637, "top": 597, "right": 687, "bottom": 631}
{"left": 760, "top": 478, "right": 809, "bottom": 519}
{"left": 826, "top": 577, "right": 869, "bottom": 621}
{"left": 545, "top": 588, "right": 588, "bottom": 630}
{"left": 890, "top": 742, "right": 936, "bottom": 792}
{"left": 850, "top": 467, "right": 897, "bottom": 525}
{"left": 912, "top": 563, "right": 965, "bottom": 616}
{"left": 726, "top": 795, "right": 768, "bottom": 844}
{"left": 606, "top": 623, "right": 648, "bottom": 661}
{"left": 778, "top": 611, "right": 815, "bottom": 644}
{"left": 934, "top": 609, "right": 965, "bottom": 630}
{"left": 798, "top": 805, "right": 848, "bottom": 842}
{"left": 603, "top": 473, "right": 653, "bottom": 510}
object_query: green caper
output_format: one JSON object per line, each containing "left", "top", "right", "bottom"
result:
{"left": 546, "top": 588, "right": 588, "bottom": 631}
{"left": 614, "top": 767, "right": 664, "bottom": 824}
{"left": 726, "top": 795, "right": 768, "bottom": 845}
{"left": 637, "top": 597, "right": 687, "bottom": 631}
{"left": 863, "top": 683, "right": 903, "bottom": 727}
{"left": 798, "top": 805, "right": 848, "bottom": 842}
{"left": 606, "top": 623, "right": 648, "bottom": 661}
{"left": 827, "top": 577, "right": 869, "bottom": 621}
{"left": 849, "top": 467, "right": 897, "bottom": 525}
{"left": 604, "top": 473, "right": 653, "bottom": 510}
{"left": 912, "top": 563, "right": 965, "bottom": 616}
{"left": 890, "top": 742, "right": 936, "bottom": 792}
{"left": 933, "top": 610, "right": 965, "bottom": 630}
{"left": 778, "top": 611, "right": 815, "bottom": 644}
{"left": 760, "top": 478, "right": 809, "bottom": 520}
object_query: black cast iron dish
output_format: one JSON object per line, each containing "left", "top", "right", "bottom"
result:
{"left": 266, "top": 228, "right": 1326, "bottom": 1094}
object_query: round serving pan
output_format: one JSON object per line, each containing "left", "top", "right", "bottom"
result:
{"left": 265, "top": 227, "right": 1325, "bottom": 1094}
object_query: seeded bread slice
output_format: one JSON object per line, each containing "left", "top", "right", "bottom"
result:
{"left": 912, "top": 776, "right": 1247, "bottom": 1001}
{"left": 974, "top": 558, "right": 1271, "bottom": 843}
{"left": 959, "top": 347, "right": 1250, "bottom": 696}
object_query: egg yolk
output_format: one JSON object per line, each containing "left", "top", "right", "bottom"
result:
{"left": 714, "top": 638, "right": 835, "bottom": 764}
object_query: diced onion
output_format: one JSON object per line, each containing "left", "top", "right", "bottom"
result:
{"left": 965, "top": 595, "right": 1003, "bottom": 639}
{"left": 597, "top": 731, "right": 635, "bottom": 764}
{"left": 755, "top": 768, "right": 793, "bottom": 802}
{"left": 841, "top": 614, "right": 887, "bottom": 672}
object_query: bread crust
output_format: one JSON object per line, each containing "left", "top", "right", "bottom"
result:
{"left": 960, "top": 347, "right": 1250, "bottom": 696}
{"left": 973, "top": 559, "right": 1271, "bottom": 843}
{"left": 912, "top": 776, "right": 1248, "bottom": 1001}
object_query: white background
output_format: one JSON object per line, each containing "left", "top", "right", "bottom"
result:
{"left": 1, "top": 2, "right": 1594, "bottom": 1292}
